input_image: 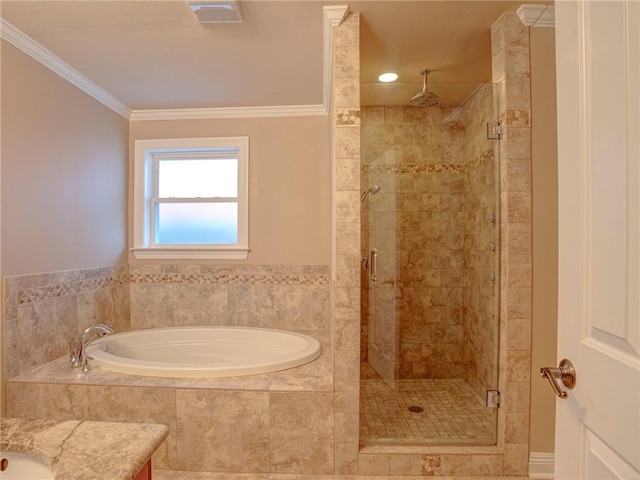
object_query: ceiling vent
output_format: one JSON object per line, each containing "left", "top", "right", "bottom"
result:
{"left": 188, "top": 1, "right": 243, "bottom": 23}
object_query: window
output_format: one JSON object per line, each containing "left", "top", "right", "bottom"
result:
{"left": 132, "top": 137, "right": 249, "bottom": 259}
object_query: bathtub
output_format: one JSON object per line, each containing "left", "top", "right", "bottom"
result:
{"left": 86, "top": 327, "right": 321, "bottom": 378}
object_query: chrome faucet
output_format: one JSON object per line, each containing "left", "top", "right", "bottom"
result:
{"left": 70, "top": 323, "right": 113, "bottom": 372}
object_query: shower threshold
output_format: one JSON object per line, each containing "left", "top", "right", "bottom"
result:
{"left": 360, "top": 372, "right": 496, "bottom": 446}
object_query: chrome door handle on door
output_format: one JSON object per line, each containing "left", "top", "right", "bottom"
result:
{"left": 540, "top": 358, "right": 576, "bottom": 399}
{"left": 370, "top": 249, "right": 378, "bottom": 283}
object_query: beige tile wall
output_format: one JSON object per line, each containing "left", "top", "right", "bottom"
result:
{"left": 361, "top": 105, "right": 466, "bottom": 381}
{"left": 3, "top": 266, "right": 130, "bottom": 379}
{"left": 360, "top": 85, "right": 499, "bottom": 384}
{"left": 129, "top": 264, "right": 330, "bottom": 338}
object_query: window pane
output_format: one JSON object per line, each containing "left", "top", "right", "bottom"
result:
{"left": 155, "top": 203, "right": 238, "bottom": 244}
{"left": 158, "top": 159, "right": 238, "bottom": 198}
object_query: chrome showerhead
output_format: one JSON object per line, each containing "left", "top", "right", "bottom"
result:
{"left": 361, "top": 184, "right": 381, "bottom": 202}
{"left": 410, "top": 69, "right": 441, "bottom": 107}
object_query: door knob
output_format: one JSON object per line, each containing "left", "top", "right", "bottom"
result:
{"left": 540, "top": 358, "right": 576, "bottom": 399}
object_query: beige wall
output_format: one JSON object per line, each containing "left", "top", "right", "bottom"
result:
{"left": 529, "top": 27, "right": 558, "bottom": 453}
{"left": 129, "top": 117, "right": 331, "bottom": 266}
{"left": 1, "top": 41, "right": 129, "bottom": 276}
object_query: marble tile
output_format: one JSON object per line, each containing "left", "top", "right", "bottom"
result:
{"left": 16, "top": 296, "right": 78, "bottom": 374}
{"left": 6, "top": 382, "right": 89, "bottom": 420}
{"left": 389, "top": 455, "right": 423, "bottom": 476}
{"left": 336, "top": 157, "right": 361, "bottom": 192}
{"left": 335, "top": 76, "right": 360, "bottom": 109}
{"left": 173, "top": 283, "right": 228, "bottom": 326}
{"left": 151, "top": 470, "right": 177, "bottom": 480}
{"left": 334, "top": 316, "right": 360, "bottom": 352}
{"left": 334, "top": 381, "right": 359, "bottom": 414}
{"left": 503, "top": 443, "right": 530, "bottom": 476}
{"left": 471, "top": 454, "right": 504, "bottom": 476}
{"left": 334, "top": 46, "right": 359, "bottom": 79}
{"left": 500, "top": 158, "right": 532, "bottom": 192}
{"left": 86, "top": 386, "right": 177, "bottom": 469}
{"left": 176, "top": 389, "right": 270, "bottom": 472}
{"left": 505, "top": 412, "right": 530, "bottom": 444}
{"left": 334, "top": 126, "right": 360, "bottom": 159}
{"left": 334, "top": 254, "right": 360, "bottom": 288}
{"left": 335, "top": 442, "right": 359, "bottom": 475}
{"left": 358, "top": 454, "right": 390, "bottom": 476}
{"left": 336, "top": 191, "right": 361, "bottom": 223}
{"left": 129, "top": 283, "right": 175, "bottom": 329}
{"left": 335, "top": 411, "right": 359, "bottom": 443}
{"left": 227, "top": 284, "right": 329, "bottom": 333}
{"left": 269, "top": 392, "right": 334, "bottom": 474}
{"left": 439, "top": 454, "right": 473, "bottom": 476}
{"left": 173, "top": 473, "right": 268, "bottom": 480}
{"left": 4, "top": 319, "right": 20, "bottom": 378}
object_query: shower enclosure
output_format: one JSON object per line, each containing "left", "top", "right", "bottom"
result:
{"left": 359, "top": 82, "right": 500, "bottom": 446}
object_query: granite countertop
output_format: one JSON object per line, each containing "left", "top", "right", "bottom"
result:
{"left": 0, "top": 417, "right": 168, "bottom": 480}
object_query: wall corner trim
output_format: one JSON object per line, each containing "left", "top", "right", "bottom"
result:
{"left": 322, "top": 5, "right": 348, "bottom": 110}
{"left": 517, "top": 4, "right": 556, "bottom": 28}
{"left": 0, "top": 19, "right": 132, "bottom": 119}
{"left": 528, "top": 452, "right": 555, "bottom": 479}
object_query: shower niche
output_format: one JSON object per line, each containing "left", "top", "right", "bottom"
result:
{"left": 359, "top": 82, "right": 500, "bottom": 446}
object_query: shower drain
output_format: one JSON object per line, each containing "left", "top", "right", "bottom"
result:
{"left": 408, "top": 405, "right": 424, "bottom": 413}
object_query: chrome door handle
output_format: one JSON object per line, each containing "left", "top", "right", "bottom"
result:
{"left": 370, "top": 249, "right": 378, "bottom": 283}
{"left": 540, "top": 358, "right": 576, "bottom": 399}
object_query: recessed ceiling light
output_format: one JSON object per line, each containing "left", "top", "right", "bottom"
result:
{"left": 377, "top": 72, "right": 399, "bottom": 83}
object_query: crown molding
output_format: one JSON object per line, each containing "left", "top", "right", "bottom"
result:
{"left": 517, "top": 4, "right": 555, "bottom": 27}
{"left": 130, "top": 104, "right": 328, "bottom": 121}
{"left": 0, "top": 19, "right": 132, "bottom": 119}
{"left": 2, "top": 7, "right": 344, "bottom": 121}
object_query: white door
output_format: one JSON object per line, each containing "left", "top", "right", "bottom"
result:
{"left": 554, "top": 1, "right": 640, "bottom": 478}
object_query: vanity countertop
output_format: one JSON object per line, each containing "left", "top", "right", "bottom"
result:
{"left": 1, "top": 417, "right": 168, "bottom": 479}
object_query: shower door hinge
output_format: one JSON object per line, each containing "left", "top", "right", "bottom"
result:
{"left": 487, "top": 121, "right": 503, "bottom": 140}
{"left": 485, "top": 390, "right": 501, "bottom": 408}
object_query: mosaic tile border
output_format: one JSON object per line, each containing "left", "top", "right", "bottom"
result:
{"left": 5, "top": 265, "right": 329, "bottom": 307}
{"left": 336, "top": 109, "right": 361, "bottom": 126}
{"left": 129, "top": 273, "right": 329, "bottom": 286}
{"left": 361, "top": 150, "right": 494, "bottom": 176}
{"left": 16, "top": 273, "right": 129, "bottom": 305}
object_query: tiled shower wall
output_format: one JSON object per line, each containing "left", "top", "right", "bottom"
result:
{"left": 361, "top": 105, "right": 467, "bottom": 381}
{"left": 2, "top": 264, "right": 330, "bottom": 380}
{"left": 360, "top": 83, "right": 498, "bottom": 384}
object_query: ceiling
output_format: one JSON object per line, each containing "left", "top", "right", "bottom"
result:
{"left": 0, "top": 0, "right": 551, "bottom": 110}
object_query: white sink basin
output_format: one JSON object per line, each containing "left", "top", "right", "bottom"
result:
{"left": 0, "top": 452, "right": 54, "bottom": 480}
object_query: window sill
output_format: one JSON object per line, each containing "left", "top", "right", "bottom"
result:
{"left": 131, "top": 247, "right": 249, "bottom": 260}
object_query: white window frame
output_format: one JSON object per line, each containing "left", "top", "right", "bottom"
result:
{"left": 132, "top": 137, "right": 249, "bottom": 260}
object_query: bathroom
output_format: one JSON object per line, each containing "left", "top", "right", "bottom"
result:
{"left": 1, "top": 2, "right": 558, "bottom": 478}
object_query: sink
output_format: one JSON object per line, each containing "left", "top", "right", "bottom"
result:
{"left": 0, "top": 452, "right": 55, "bottom": 480}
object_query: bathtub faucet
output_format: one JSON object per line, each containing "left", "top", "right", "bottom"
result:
{"left": 70, "top": 323, "right": 113, "bottom": 372}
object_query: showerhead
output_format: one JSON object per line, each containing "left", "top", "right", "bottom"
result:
{"left": 361, "top": 184, "right": 382, "bottom": 202}
{"left": 410, "top": 69, "right": 441, "bottom": 107}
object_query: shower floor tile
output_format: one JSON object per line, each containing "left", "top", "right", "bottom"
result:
{"left": 360, "top": 374, "right": 496, "bottom": 446}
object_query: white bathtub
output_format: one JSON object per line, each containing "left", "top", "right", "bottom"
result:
{"left": 86, "top": 327, "right": 321, "bottom": 378}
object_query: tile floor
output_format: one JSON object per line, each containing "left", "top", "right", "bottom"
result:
{"left": 360, "top": 366, "right": 497, "bottom": 446}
